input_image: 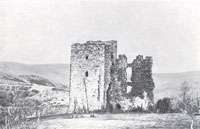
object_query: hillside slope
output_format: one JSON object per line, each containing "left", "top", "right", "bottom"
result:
{"left": 0, "top": 72, "right": 69, "bottom": 115}
{"left": 153, "top": 71, "right": 200, "bottom": 100}
{"left": 0, "top": 62, "right": 70, "bottom": 85}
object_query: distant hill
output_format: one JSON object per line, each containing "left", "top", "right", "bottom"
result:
{"left": 153, "top": 71, "right": 200, "bottom": 100}
{"left": 0, "top": 72, "right": 66, "bottom": 89}
{"left": 0, "top": 61, "right": 200, "bottom": 100}
{"left": 0, "top": 61, "right": 70, "bottom": 86}
{"left": 19, "top": 75, "right": 66, "bottom": 88}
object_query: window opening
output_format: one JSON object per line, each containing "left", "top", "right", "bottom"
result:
{"left": 85, "top": 71, "right": 89, "bottom": 77}
{"left": 86, "top": 55, "right": 89, "bottom": 60}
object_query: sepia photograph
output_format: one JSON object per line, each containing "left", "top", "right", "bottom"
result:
{"left": 0, "top": 0, "right": 200, "bottom": 129}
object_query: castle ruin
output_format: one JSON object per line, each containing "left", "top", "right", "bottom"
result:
{"left": 69, "top": 40, "right": 155, "bottom": 113}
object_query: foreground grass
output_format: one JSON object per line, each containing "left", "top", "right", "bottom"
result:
{"left": 37, "top": 113, "right": 200, "bottom": 129}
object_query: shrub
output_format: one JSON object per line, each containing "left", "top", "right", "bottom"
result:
{"left": 19, "top": 86, "right": 30, "bottom": 90}
{"left": 31, "top": 89, "right": 39, "bottom": 94}
{"left": 22, "top": 90, "right": 30, "bottom": 97}
{"left": 156, "top": 97, "right": 171, "bottom": 113}
{"left": 0, "top": 92, "right": 13, "bottom": 107}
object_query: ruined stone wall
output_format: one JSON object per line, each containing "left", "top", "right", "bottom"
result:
{"left": 116, "top": 55, "right": 128, "bottom": 92}
{"left": 104, "top": 41, "right": 117, "bottom": 107}
{"left": 69, "top": 41, "right": 117, "bottom": 113}
{"left": 107, "top": 54, "right": 129, "bottom": 111}
{"left": 129, "top": 55, "right": 155, "bottom": 104}
{"left": 107, "top": 55, "right": 155, "bottom": 111}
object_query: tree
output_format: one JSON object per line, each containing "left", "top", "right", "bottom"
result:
{"left": 177, "top": 81, "right": 198, "bottom": 129}
{"left": 180, "top": 81, "right": 191, "bottom": 103}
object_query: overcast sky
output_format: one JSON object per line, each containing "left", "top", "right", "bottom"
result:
{"left": 0, "top": 0, "right": 200, "bottom": 73}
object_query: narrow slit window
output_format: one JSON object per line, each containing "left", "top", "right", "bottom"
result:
{"left": 86, "top": 55, "right": 89, "bottom": 60}
{"left": 110, "top": 69, "right": 114, "bottom": 74}
{"left": 111, "top": 53, "right": 114, "bottom": 59}
{"left": 85, "top": 71, "right": 89, "bottom": 77}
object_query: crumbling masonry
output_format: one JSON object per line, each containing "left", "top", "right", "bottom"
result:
{"left": 69, "top": 40, "right": 155, "bottom": 113}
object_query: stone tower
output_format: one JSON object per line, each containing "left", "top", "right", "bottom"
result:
{"left": 69, "top": 40, "right": 117, "bottom": 112}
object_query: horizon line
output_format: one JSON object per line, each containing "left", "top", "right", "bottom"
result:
{"left": 0, "top": 60, "right": 199, "bottom": 74}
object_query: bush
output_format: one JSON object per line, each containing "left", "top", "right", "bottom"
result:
{"left": 156, "top": 97, "right": 171, "bottom": 113}
{"left": 31, "top": 89, "right": 39, "bottom": 94}
{"left": 0, "top": 92, "right": 13, "bottom": 107}
{"left": 19, "top": 86, "right": 30, "bottom": 90}
{"left": 22, "top": 91, "right": 30, "bottom": 97}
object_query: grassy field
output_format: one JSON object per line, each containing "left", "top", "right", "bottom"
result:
{"left": 37, "top": 113, "right": 200, "bottom": 129}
